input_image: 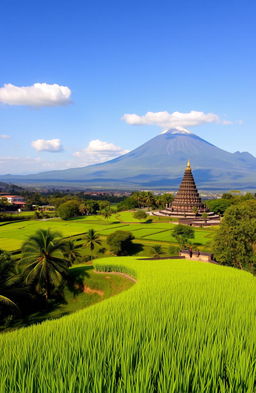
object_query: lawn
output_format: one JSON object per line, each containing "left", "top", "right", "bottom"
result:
{"left": 1, "top": 257, "right": 255, "bottom": 392}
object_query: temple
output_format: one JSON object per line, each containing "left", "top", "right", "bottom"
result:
{"left": 153, "top": 161, "right": 220, "bottom": 226}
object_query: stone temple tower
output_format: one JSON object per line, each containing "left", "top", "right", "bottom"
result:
{"left": 170, "top": 160, "right": 207, "bottom": 213}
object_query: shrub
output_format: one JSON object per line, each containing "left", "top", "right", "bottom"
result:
{"left": 57, "top": 201, "right": 80, "bottom": 220}
{"left": 133, "top": 210, "right": 147, "bottom": 220}
{"left": 107, "top": 231, "right": 135, "bottom": 256}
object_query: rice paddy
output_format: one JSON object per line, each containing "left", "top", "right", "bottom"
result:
{"left": 0, "top": 213, "right": 216, "bottom": 251}
{"left": 0, "top": 257, "right": 256, "bottom": 392}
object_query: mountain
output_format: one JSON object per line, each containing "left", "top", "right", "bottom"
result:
{"left": 1, "top": 129, "right": 256, "bottom": 190}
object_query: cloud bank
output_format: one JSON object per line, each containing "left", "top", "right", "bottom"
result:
{"left": 0, "top": 134, "right": 10, "bottom": 139}
{"left": 122, "top": 110, "right": 228, "bottom": 128}
{"left": 74, "top": 139, "right": 129, "bottom": 165}
{"left": 0, "top": 83, "right": 71, "bottom": 107}
{"left": 32, "top": 138, "right": 63, "bottom": 152}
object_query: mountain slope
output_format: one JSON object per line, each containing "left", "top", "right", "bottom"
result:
{"left": 1, "top": 129, "right": 256, "bottom": 189}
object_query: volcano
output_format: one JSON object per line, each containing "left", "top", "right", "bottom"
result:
{"left": 1, "top": 129, "right": 256, "bottom": 190}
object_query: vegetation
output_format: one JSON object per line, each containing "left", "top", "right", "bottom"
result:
{"left": 133, "top": 210, "right": 147, "bottom": 220}
{"left": 21, "top": 229, "right": 69, "bottom": 300}
{"left": 150, "top": 244, "right": 163, "bottom": 257}
{"left": 57, "top": 200, "right": 80, "bottom": 220}
{"left": 84, "top": 229, "right": 102, "bottom": 259}
{"left": 1, "top": 257, "right": 256, "bottom": 392}
{"left": 213, "top": 200, "right": 256, "bottom": 270}
{"left": 107, "top": 230, "right": 135, "bottom": 255}
{"left": 172, "top": 224, "right": 195, "bottom": 249}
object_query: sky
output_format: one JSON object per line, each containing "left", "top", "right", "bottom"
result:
{"left": 0, "top": 0, "right": 255, "bottom": 174}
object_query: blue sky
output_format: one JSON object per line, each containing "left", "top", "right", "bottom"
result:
{"left": 0, "top": 0, "right": 255, "bottom": 173}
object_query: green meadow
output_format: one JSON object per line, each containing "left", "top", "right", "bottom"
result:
{"left": 1, "top": 257, "right": 255, "bottom": 392}
{"left": 0, "top": 212, "right": 217, "bottom": 251}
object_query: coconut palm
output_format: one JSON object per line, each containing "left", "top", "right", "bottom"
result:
{"left": 63, "top": 239, "right": 81, "bottom": 266}
{"left": 84, "top": 229, "right": 102, "bottom": 259}
{"left": 21, "top": 229, "right": 69, "bottom": 300}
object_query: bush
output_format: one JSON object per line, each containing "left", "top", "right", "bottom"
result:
{"left": 168, "top": 245, "right": 180, "bottom": 256}
{"left": 133, "top": 210, "right": 147, "bottom": 220}
{"left": 107, "top": 231, "right": 135, "bottom": 256}
{"left": 57, "top": 201, "right": 80, "bottom": 220}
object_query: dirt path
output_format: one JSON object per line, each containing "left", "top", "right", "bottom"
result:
{"left": 83, "top": 286, "right": 104, "bottom": 296}
{"left": 95, "top": 270, "right": 137, "bottom": 283}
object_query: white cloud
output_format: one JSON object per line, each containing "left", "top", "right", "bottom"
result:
{"left": 0, "top": 134, "right": 10, "bottom": 139}
{"left": 0, "top": 83, "right": 71, "bottom": 107}
{"left": 31, "top": 138, "right": 63, "bottom": 152}
{"left": 122, "top": 110, "right": 229, "bottom": 129}
{"left": 74, "top": 139, "right": 129, "bottom": 165}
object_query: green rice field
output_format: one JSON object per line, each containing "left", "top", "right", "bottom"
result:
{"left": 0, "top": 257, "right": 256, "bottom": 392}
{"left": 0, "top": 213, "right": 216, "bottom": 251}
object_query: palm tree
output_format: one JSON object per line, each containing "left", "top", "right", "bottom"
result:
{"left": 21, "top": 229, "right": 69, "bottom": 300}
{"left": 63, "top": 239, "right": 81, "bottom": 266}
{"left": 101, "top": 207, "right": 112, "bottom": 220}
{"left": 84, "top": 229, "right": 102, "bottom": 260}
{"left": 151, "top": 245, "right": 164, "bottom": 258}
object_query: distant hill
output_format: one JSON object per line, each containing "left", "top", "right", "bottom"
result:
{"left": 0, "top": 181, "right": 24, "bottom": 193}
{"left": 1, "top": 129, "right": 256, "bottom": 190}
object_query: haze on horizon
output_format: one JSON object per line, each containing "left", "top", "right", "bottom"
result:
{"left": 0, "top": 0, "right": 255, "bottom": 175}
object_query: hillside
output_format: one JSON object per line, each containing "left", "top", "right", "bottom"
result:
{"left": 0, "top": 258, "right": 256, "bottom": 392}
{"left": 1, "top": 129, "right": 256, "bottom": 189}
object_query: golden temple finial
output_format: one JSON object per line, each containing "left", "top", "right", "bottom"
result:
{"left": 186, "top": 159, "right": 191, "bottom": 169}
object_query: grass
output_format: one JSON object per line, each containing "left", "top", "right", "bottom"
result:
{"left": 0, "top": 213, "right": 217, "bottom": 251}
{"left": 0, "top": 257, "right": 256, "bottom": 392}
{"left": 9, "top": 264, "right": 134, "bottom": 329}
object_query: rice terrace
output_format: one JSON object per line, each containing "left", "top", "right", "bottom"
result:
{"left": 1, "top": 258, "right": 256, "bottom": 392}
{"left": 1, "top": 0, "right": 256, "bottom": 392}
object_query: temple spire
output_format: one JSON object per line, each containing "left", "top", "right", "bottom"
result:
{"left": 170, "top": 160, "right": 207, "bottom": 213}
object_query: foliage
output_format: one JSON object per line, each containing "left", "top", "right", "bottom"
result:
{"left": 63, "top": 240, "right": 81, "bottom": 266}
{"left": 150, "top": 244, "right": 163, "bottom": 257}
{"left": 57, "top": 200, "right": 80, "bottom": 220}
{"left": 84, "top": 229, "right": 102, "bottom": 259}
{"left": 21, "top": 229, "right": 69, "bottom": 300}
{"left": 0, "top": 251, "right": 19, "bottom": 318}
{"left": 213, "top": 200, "right": 256, "bottom": 270}
{"left": 107, "top": 230, "right": 135, "bottom": 255}
{"left": 205, "top": 198, "right": 233, "bottom": 215}
{"left": 168, "top": 245, "right": 180, "bottom": 256}
{"left": 101, "top": 206, "right": 113, "bottom": 219}
{"left": 1, "top": 257, "right": 256, "bottom": 392}
{"left": 133, "top": 210, "right": 147, "bottom": 220}
{"left": 172, "top": 224, "right": 195, "bottom": 248}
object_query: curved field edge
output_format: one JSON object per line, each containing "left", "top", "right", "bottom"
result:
{"left": 1, "top": 258, "right": 256, "bottom": 393}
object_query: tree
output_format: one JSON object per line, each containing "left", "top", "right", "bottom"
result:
{"left": 101, "top": 206, "right": 112, "bottom": 220}
{"left": 63, "top": 240, "right": 81, "bottom": 266}
{"left": 213, "top": 200, "right": 256, "bottom": 270}
{"left": 151, "top": 245, "right": 163, "bottom": 258}
{"left": 58, "top": 200, "right": 80, "bottom": 220}
{"left": 21, "top": 229, "right": 69, "bottom": 300}
{"left": 133, "top": 210, "right": 147, "bottom": 221}
{"left": 107, "top": 231, "right": 135, "bottom": 256}
{"left": 172, "top": 224, "right": 195, "bottom": 249}
{"left": 84, "top": 229, "right": 102, "bottom": 259}
{"left": 205, "top": 198, "right": 233, "bottom": 215}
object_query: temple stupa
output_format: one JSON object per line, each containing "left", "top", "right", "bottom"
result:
{"left": 153, "top": 161, "right": 220, "bottom": 226}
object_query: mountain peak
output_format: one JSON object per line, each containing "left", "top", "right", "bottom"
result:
{"left": 160, "top": 127, "right": 193, "bottom": 135}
